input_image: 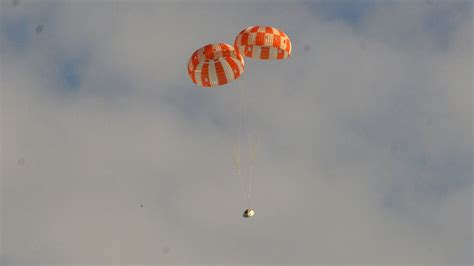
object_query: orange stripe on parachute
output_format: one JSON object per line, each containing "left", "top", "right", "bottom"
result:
{"left": 260, "top": 47, "right": 270, "bottom": 59}
{"left": 187, "top": 43, "right": 244, "bottom": 87}
{"left": 214, "top": 60, "right": 227, "bottom": 85}
{"left": 234, "top": 25, "right": 291, "bottom": 60}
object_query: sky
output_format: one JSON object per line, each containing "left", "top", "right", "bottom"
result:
{"left": 0, "top": 0, "right": 472, "bottom": 264}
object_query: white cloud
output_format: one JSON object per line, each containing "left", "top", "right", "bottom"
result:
{"left": 1, "top": 0, "right": 471, "bottom": 264}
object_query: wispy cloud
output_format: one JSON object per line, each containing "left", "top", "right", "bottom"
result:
{"left": 1, "top": 0, "right": 471, "bottom": 264}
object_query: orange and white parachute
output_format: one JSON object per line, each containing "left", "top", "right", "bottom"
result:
{"left": 187, "top": 43, "right": 244, "bottom": 87}
{"left": 234, "top": 25, "right": 291, "bottom": 60}
{"left": 186, "top": 26, "right": 292, "bottom": 218}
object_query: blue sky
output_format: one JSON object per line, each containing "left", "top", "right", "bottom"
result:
{"left": 1, "top": 0, "right": 472, "bottom": 264}
{"left": 307, "top": 0, "right": 375, "bottom": 24}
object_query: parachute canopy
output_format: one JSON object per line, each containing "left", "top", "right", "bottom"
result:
{"left": 188, "top": 43, "right": 244, "bottom": 87}
{"left": 234, "top": 26, "right": 291, "bottom": 60}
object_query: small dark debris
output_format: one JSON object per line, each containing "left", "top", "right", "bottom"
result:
{"left": 140, "top": 204, "right": 143, "bottom": 207}
{"left": 12, "top": 0, "right": 20, "bottom": 7}
{"left": 303, "top": 45, "right": 311, "bottom": 53}
{"left": 35, "top": 24, "right": 43, "bottom": 33}
{"left": 162, "top": 246, "right": 170, "bottom": 254}
{"left": 17, "top": 158, "right": 25, "bottom": 166}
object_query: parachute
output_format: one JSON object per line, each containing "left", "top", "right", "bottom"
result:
{"left": 234, "top": 26, "right": 292, "bottom": 60}
{"left": 187, "top": 26, "right": 291, "bottom": 218}
{"left": 187, "top": 43, "right": 244, "bottom": 87}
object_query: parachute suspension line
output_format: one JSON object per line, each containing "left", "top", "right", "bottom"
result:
{"left": 246, "top": 96, "right": 260, "bottom": 210}
{"left": 243, "top": 85, "right": 256, "bottom": 209}
{"left": 234, "top": 86, "right": 250, "bottom": 208}
{"left": 233, "top": 85, "right": 259, "bottom": 209}
{"left": 233, "top": 144, "right": 246, "bottom": 207}
{"left": 241, "top": 84, "right": 259, "bottom": 209}
{"left": 243, "top": 86, "right": 252, "bottom": 207}
{"left": 248, "top": 133, "right": 258, "bottom": 207}
{"left": 242, "top": 87, "right": 252, "bottom": 208}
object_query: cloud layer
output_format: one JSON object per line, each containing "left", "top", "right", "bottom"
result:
{"left": 1, "top": 0, "right": 472, "bottom": 264}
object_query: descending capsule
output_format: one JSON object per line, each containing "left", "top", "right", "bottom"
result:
{"left": 243, "top": 208, "right": 255, "bottom": 218}
{"left": 234, "top": 25, "right": 292, "bottom": 60}
{"left": 188, "top": 43, "right": 244, "bottom": 87}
